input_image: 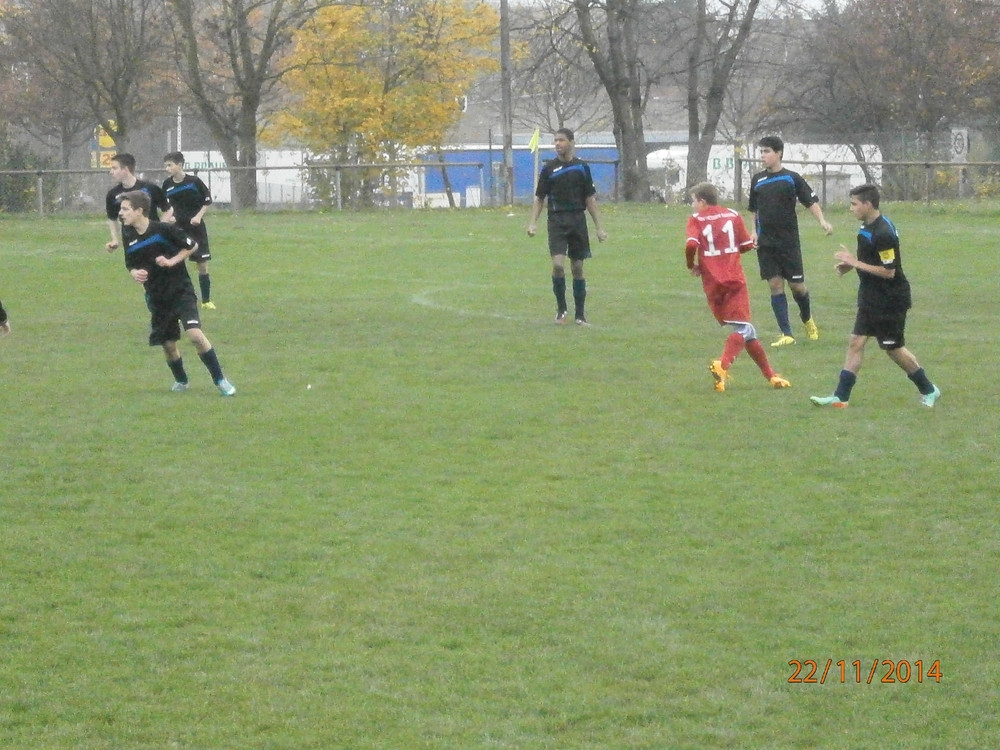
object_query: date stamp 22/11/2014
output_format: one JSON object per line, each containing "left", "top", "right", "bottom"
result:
{"left": 788, "top": 659, "right": 942, "bottom": 684}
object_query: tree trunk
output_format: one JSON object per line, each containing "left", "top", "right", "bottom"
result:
{"left": 231, "top": 105, "right": 260, "bottom": 210}
{"left": 575, "top": 0, "right": 650, "bottom": 202}
{"left": 685, "top": 0, "right": 706, "bottom": 191}
{"left": 166, "top": 0, "right": 265, "bottom": 209}
{"left": 685, "top": 0, "right": 760, "bottom": 195}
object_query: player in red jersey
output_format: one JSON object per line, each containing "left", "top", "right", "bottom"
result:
{"left": 685, "top": 182, "right": 791, "bottom": 392}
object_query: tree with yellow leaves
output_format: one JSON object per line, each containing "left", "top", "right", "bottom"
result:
{"left": 276, "top": 0, "right": 498, "bottom": 175}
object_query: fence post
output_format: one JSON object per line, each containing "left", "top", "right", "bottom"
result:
{"left": 335, "top": 168, "right": 342, "bottom": 211}
{"left": 924, "top": 163, "right": 932, "bottom": 204}
{"left": 821, "top": 162, "right": 828, "bottom": 209}
{"left": 36, "top": 171, "right": 45, "bottom": 216}
{"left": 734, "top": 157, "right": 743, "bottom": 203}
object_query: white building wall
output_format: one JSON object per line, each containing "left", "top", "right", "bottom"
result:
{"left": 181, "top": 150, "right": 309, "bottom": 205}
{"left": 647, "top": 143, "right": 882, "bottom": 203}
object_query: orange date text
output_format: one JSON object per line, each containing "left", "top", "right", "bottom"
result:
{"left": 787, "top": 659, "right": 942, "bottom": 684}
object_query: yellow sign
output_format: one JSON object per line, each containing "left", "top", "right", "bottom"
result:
{"left": 96, "top": 123, "right": 117, "bottom": 149}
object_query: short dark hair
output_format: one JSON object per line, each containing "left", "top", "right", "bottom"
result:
{"left": 163, "top": 151, "right": 185, "bottom": 165}
{"left": 556, "top": 127, "right": 575, "bottom": 142}
{"left": 121, "top": 189, "right": 150, "bottom": 215}
{"left": 112, "top": 153, "right": 136, "bottom": 172}
{"left": 849, "top": 183, "right": 881, "bottom": 208}
{"left": 690, "top": 182, "right": 720, "bottom": 206}
{"left": 758, "top": 136, "right": 784, "bottom": 155}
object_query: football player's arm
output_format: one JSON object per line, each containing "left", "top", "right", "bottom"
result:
{"left": 686, "top": 241, "right": 701, "bottom": 275}
{"left": 191, "top": 197, "right": 210, "bottom": 225}
{"left": 684, "top": 216, "right": 699, "bottom": 270}
{"left": 192, "top": 179, "right": 213, "bottom": 225}
{"left": 735, "top": 215, "right": 754, "bottom": 253}
{"left": 834, "top": 245, "right": 893, "bottom": 278}
{"left": 527, "top": 196, "right": 545, "bottom": 237}
{"left": 106, "top": 218, "right": 122, "bottom": 251}
{"left": 585, "top": 195, "right": 607, "bottom": 242}
{"left": 160, "top": 184, "right": 176, "bottom": 223}
{"left": 809, "top": 201, "right": 833, "bottom": 235}
{"left": 124, "top": 255, "right": 147, "bottom": 283}
{"left": 156, "top": 242, "right": 196, "bottom": 268}
{"left": 684, "top": 216, "right": 701, "bottom": 273}
{"left": 149, "top": 188, "right": 171, "bottom": 222}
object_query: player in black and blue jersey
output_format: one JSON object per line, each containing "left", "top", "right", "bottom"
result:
{"left": 105, "top": 153, "right": 170, "bottom": 254}
{"left": 811, "top": 183, "right": 940, "bottom": 409}
{"left": 163, "top": 152, "right": 216, "bottom": 309}
{"left": 527, "top": 128, "right": 607, "bottom": 326}
{"left": 0, "top": 296, "right": 9, "bottom": 336}
{"left": 118, "top": 189, "right": 236, "bottom": 396}
{"left": 748, "top": 135, "right": 833, "bottom": 346}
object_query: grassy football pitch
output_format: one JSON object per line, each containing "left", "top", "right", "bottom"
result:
{"left": 1, "top": 202, "right": 997, "bottom": 748}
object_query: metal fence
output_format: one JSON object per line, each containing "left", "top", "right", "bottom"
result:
{"left": 3, "top": 157, "right": 997, "bottom": 215}
{"left": 734, "top": 158, "right": 1000, "bottom": 208}
{"left": 0, "top": 162, "right": 491, "bottom": 215}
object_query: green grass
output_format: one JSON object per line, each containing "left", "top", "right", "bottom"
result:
{"left": 1, "top": 203, "right": 997, "bottom": 748}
